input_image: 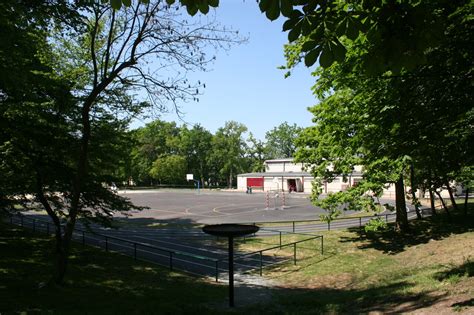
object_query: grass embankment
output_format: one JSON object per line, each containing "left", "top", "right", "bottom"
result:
{"left": 237, "top": 207, "right": 474, "bottom": 314}
{"left": 1, "top": 206, "right": 473, "bottom": 314}
{"left": 0, "top": 223, "right": 226, "bottom": 314}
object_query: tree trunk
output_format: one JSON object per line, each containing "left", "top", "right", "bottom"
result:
{"left": 428, "top": 187, "right": 436, "bottom": 215}
{"left": 464, "top": 187, "right": 469, "bottom": 217}
{"left": 435, "top": 190, "right": 450, "bottom": 218}
{"left": 445, "top": 180, "right": 459, "bottom": 212}
{"left": 395, "top": 175, "right": 409, "bottom": 232}
{"left": 410, "top": 164, "right": 422, "bottom": 219}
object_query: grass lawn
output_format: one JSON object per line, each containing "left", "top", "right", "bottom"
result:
{"left": 1, "top": 205, "right": 473, "bottom": 314}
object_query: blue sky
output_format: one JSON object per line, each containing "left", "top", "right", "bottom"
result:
{"left": 133, "top": 1, "right": 318, "bottom": 140}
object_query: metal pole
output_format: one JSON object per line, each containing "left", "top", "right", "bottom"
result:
{"left": 321, "top": 236, "right": 324, "bottom": 255}
{"left": 169, "top": 252, "right": 173, "bottom": 271}
{"left": 260, "top": 251, "right": 263, "bottom": 276}
{"left": 328, "top": 221, "right": 330, "bottom": 231}
{"left": 229, "top": 236, "right": 235, "bottom": 307}
{"left": 215, "top": 260, "right": 219, "bottom": 282}
{"left": 292, "top": 221, "right": 295, "bottom": 233}
{"left": 359, "top": 217, "right": 362, "bottom": 227}
{"left": 279, "top": 231, "right": 282, "bottom": 248}
{"left": 293, "top": 243, "right": 297, "bottom": 265}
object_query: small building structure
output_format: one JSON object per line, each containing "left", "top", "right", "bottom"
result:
{"left": 237, "top": 158, "right": 363, "bottom": 193}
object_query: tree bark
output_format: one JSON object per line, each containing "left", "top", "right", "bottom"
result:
{"left": 445, "top": 180, "right": 459, "bottom": 212}
{"left": 435, "top": 190, "right": 450, "bottom": 218}
{"left": 464, "top": 187, "right": 469, "bottom": 217}
{"left": 395, "top": 175, "right": 409, "bottom": 232}
{"left": 428, "top": 187, "right": 436, "bottom": 215}
{"left": 410, "top": 164, "right": 422, "bottom": 219}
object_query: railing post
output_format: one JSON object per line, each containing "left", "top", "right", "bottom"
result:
{"left": 105, "top": 236, "right": 108, "bottom": 252}
{"left": 215, "top": 260, "right": 219, "bottom": 282}
{"left": 359, "top": 217, "right": 362, "bottom": 227}
{"left": 293, "top": 243, "right": 297, "bottom": 265}
{"left": 385, "top": 214, "right": 388, "bottom": 222}
{"left": 321, "top": 236, "right": 324, "bottom": 255}
{"left": 169, "top": 252, "right": 173, "bottom": 271}
{"left": 134, "top": 243, "right": 137, "bottom": 260}
{"left": 260, "top": 251, "right": 263, "bottom": 276}
{"left": 292, "top": 221, "right": 295, "bottom": 233}
{"left": 279, "top": 231, "right": 282, "bottom": 248}
{"left": 328, "top": 221, "right": 330, "bottom": 231}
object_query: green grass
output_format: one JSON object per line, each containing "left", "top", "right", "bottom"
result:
{"left": 0, "top": 222, "right": 228, "bottom": 314}
{"left": 1, "top": 205, "right": 474, "bottom": 314}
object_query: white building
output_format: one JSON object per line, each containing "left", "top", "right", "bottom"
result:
{"left": 237, "top": 158, "right": 363, "bottom": 193}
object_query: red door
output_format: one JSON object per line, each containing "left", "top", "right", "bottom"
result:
{"left": 247, "top": 177, "right": 263, "bottom": 188}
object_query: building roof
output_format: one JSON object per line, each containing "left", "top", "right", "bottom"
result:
{"left": 238, "top": 171, "right": 312, "bottom": 178}
{"left": 264, "top": 158, "right": 294, "bottom": 163}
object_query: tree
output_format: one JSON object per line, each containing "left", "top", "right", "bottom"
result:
{"left": 209, "top": 121, "right": 248, "bottom": 188}
{"left": 295, "top": 2, "right": 473, "bottom": 231}
{"left": 130, "top": 120, "right": 180, "bottom": 185}
{"left": 178, "top": 124, "right": 213, "bottom": 187}
{"left": 1, "top": 0, "right": 240, "bottom": 283}
{"left": 149, "top": 155, "right": 187, "bottom": 184}
{"left": 246, "top": 133, "right": 266, "bottom": 172}
{"left": 265, "top": 122, "right": 302, "bottom": 159}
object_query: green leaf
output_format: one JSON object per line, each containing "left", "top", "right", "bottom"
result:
{"left": 111, "top": 0, "right": 121, "bottom": 10}
{"left": 186, "top": 5, "right": 199, "bottom": 16}
{"left": 280, "top": 0, "right": 293, "bottom": 18}
{"left": 166, "top": 0, "right": 175, "bottom": 4}
{"left": 346, "top": 19, "right": 359, "bottom": 40}
{"left": 288, "top": 23, "right": 302, "bottom": 42}
{"left": 122, "top": 0, "right": 131, "bottom": 7}
{"left": 198, "top": 3, "right": 209, "bottom": 14}
{"left": 332, "top": 41, "right": 346, "bottom": 62}
{"left": 319, "top": 46, "right": 334, "bottom": 68}
{"left": 282, "top": 17, "right": 298, "bottom": 31}
{"left": 304, "top": 48, "right": 320, "bottom": 67}
{"left": 266, "top": 0, "right": 280, "bottom": 21}
{"left": 301, "top": 40, "right": 317, "bottom": 52}
{"left": 208, "top": 0, "right": 219, "bottom": 7}
{"left": 259, "top": 0, "right": 272, "bottom": 12}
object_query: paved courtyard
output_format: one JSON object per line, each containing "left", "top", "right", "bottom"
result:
{"left": 116, "top": 189, "right": 329, "bottom": 225}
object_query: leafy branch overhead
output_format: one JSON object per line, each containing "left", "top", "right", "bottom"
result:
{"left": 107, "top": 0, "right": 219, "bottom": 15}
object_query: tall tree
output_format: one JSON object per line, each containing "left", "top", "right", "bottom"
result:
{"left": 265, "top": 122, "right": 302, "bottom": 159}
{"left": 210, "top": 121, "right": 248, "bottom": 188}
{"left": 1, "top": 0, "right": 240, "bottom": 283}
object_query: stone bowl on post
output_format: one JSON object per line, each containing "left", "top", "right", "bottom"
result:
{"left": 202, "top": 224, "right": 260, "bottom": 307}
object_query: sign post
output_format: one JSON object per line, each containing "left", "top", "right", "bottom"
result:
{"left": 186, "top": 174, "right": 200, "bottom": 194}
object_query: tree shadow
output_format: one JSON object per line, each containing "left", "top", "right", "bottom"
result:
{"left": 340, "top": 211, "right": 474, "bottom": 254}
{"left": 433, "top": 259, "right": 474, "bottom": 281}
{"left": 235, "top": 280, "right": 448, "bottom": 313}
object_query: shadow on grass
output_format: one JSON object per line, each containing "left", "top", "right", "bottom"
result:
{"left": 240, "top": 280, "right": 447, "bottom": 314}
{"left": 0, "top": 221, "right": 454, "bottom": 314}
{"left": 341, "top": 210, "right": 474, "bottom": 254}
{"left": 433, "top": 259, "right": 474, "bottom": 281}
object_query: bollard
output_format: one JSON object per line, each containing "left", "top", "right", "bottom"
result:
{"left": 293, "top": 243, "right": 297, "bottom": 265}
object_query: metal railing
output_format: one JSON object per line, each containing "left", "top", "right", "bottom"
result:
{"left": 7, "top": 214, "right": 325, "bottom": 282}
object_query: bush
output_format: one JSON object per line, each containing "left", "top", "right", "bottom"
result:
{"left": 364, "top": 217, "right": 388, "bottom": 234}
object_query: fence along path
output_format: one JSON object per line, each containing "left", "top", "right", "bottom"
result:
{"left": 7, "top": 214, "right": 323, "bottom": 282}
